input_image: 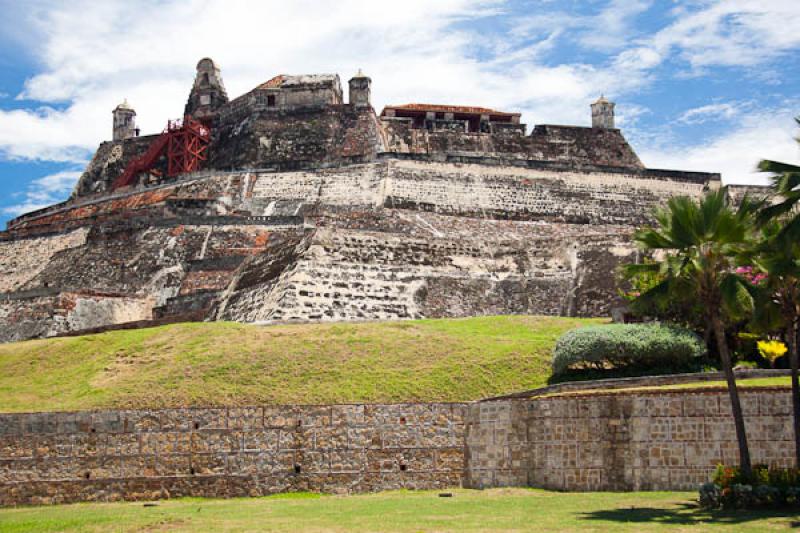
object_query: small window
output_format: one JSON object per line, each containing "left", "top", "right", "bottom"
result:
{"left": 267, "top": 95, "right": 276, "bottom": 107}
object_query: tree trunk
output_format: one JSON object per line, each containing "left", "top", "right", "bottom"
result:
{"left": 789, "top": 320, "right": 800, "bottom": 467}
{"left": 712, "top": 314, "right": 752, "bottom": 477}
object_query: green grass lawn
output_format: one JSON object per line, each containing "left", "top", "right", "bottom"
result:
{"left": 0, "top": 316, "right": 604, "bottom": 412}
{"left": 1, "top": 489, "right": 798, "bottom": 532}
{"left": 543, "top": 376, "right": 793, "bottom": 398}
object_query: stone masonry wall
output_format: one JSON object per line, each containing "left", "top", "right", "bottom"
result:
{"left": 0, "top": 157, "right": 721, "bottom": 342}
{"left": 465, "top": 389, "right": 794, "bottom": 491}
{"left": 0, "top": 389, "right": 794, "bottom": 505}
{"left": 0, "top": 403, "right": 466, "bottom": 506}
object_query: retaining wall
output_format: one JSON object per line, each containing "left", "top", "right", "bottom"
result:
{"left": 1, "top": 389, "right": 795, "bottom": 505}
{"left": 0, "top": 404, "right": 466, "bottom": 506}
{"left": 465, "top": 388, "right": 795, "bottom": 491}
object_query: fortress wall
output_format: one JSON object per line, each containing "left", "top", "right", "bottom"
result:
{"left": 379, "top": 121, "right": 645, "bottom": 169}
{"left": 385, "top": 160, "right": 714, "bottom": 224}
{"left": 466, "top": 389, "right": 794, "bottom": 491}
{"left": 0, "top": 293, "right": 154, "bottom": 343}
{"left": 0, "top": 403, "right": 467, "bottom": 506}
{"left": 248, "top": 163, "right": 386, "bottom": 209}
{"left": 211, "top": 106, "right": 383, "bottom": 171}
{"left": 0, "top": 228, "right": 89, "bottom": 293}
{"left": 221, "top": 214, "right": 636, "bottom": 323}
{"left": 0, "top": 159, "right": 716, "bottom": 341}
{"left": 0, "top": 223, "right": 308, "bottom": 341}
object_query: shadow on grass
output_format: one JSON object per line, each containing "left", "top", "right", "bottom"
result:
{"left": 579, "top": 502, "right": 800, "bottom": 526}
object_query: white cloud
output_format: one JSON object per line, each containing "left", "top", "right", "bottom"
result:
{"left": 678, "top": 102, "right": 741, "bottom": 124}
{"left": 640, "top": 108, "right": 800, "bottom": 185}
{"left": 512, "top": 0, "right": 652, "bottom": 52}
{"left": 0, "top": 0, "right": 798, "bottom": 188}
{"left": 628, "top": 0, "right": 800, "bottom": 73}
{"left": 1, "top": 169, "right": 80, "bottom": 215}
{"left": 0, "top": 0, "right": 623, "bottom": 161}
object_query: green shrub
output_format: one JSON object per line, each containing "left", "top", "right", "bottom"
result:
{"left": 702, "top": 464, "right": 800, "bottom": 509}
{"left": 551, "top": 323, "right": 705, "bottom": 375}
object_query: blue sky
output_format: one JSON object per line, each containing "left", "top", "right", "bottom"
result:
{"left": 0, "top": 0, "right": 798, "bottom": 226}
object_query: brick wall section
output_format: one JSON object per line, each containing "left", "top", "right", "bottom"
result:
{"left": 465, "top": 389, "right": 795, "bottom": 491}
{"left": 0, "top": 403, "right": 466, "bottom": 506}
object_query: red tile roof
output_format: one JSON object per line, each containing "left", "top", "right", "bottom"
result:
{"left": 257, "top": 75, "right": 287, "bottom": 89}
{"left": 383, "top": 103, "right": 519, "bottom": 116}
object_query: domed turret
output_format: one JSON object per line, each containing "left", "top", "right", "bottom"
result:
{"left": 348, "top": 69, "right": 371, "bottom": 108}
{"left": 591, "top": 95, "right": 615, "bottom": 129}
{"left": 112, "top": 99, "right": 137, "bottom": 141}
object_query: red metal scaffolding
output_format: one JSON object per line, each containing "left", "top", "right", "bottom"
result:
{"left": 112, "top": 116, "right": 211, "bottom": 190}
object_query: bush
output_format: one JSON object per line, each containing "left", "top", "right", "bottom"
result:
{"left": 701, "top": 464, "right": 800, "bottom": 509}
{"left": 551, "top": 323, "right": 706, "bottom": 375}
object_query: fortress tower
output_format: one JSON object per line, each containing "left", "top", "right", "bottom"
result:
{"left": 348, "top": 70, "right": 371, "bottom": 107}
{"left": 185, "top": 57, "right": 229, "bottom": 121}
{"left": 112, "top": 99, "right": 137, "bottom": 141}
{"left": 591, "top": 95, "right": 615, "bottom": 129}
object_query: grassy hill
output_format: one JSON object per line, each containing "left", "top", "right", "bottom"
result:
{"left": 0, "top": 315, "right": 603, "bottom": 412}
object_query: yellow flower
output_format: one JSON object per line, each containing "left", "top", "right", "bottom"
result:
{"left": 757, "top": 340, "right": 788, "bottom": 363}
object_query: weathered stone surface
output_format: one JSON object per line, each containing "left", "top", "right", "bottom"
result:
{"left": 465, "top": 389, "right": 795, "bottom": 492}
{"left": 0, "top": 403, "right": 466, "bottom": 506}
{"left": 1, "top": 66, "right": 763, "bottom": 342}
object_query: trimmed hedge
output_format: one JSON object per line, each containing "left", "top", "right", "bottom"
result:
{"left": 552, "top": 323, "right": 705, "bottom": 375}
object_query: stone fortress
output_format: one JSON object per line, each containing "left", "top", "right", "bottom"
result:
{"left": 0, "top": 58, "right": 757, "bottom": 342}
{"left": 0, "top": 59, "right": 791, "bottom": 507}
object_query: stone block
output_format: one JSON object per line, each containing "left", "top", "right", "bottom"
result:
{"left": 91, "top": 411, "right": 124, "bottom": 433}
{"left": 121, "top": 455, "right": 158, "bottom": 478}
{"left": 346, "top": 426, "right": 382, "bottom": 449}
{"left": 191, "top": 453, "right": 227, "bottom": 476}
{"left": 21, "top": 413, "right": 57, "bottom": 435}
{"left": 0, "top": 436, "right": 36, "bottom": 459}
{"left": 648, "top": 443, "right": 685, "bottom": 467}
{"left": 331, "top": 405, "right": 365, "bottom": 426}
{"left": 330, "top": 450, "right": 366, "bottom": 473}
{"left": 227, "top": 407, "right": 263, "bottom": 429}
{"left": 313, "top": 426, "right": 349, "bottom": 450}
{"left": 241, "top": 429, "right": 279, "bottom": 452}
{"left": 669, "top": 418, "right": 704, "bottom": 442}
{"left": 191, "top": 431, "right": 240, "bottom": 454}
{"left": 759, "top": 392, "right": 792, "bottom": 416}
{"left": 121, "top": 411, "right": 161, "bottom": 433}
{"left": 381, "top": 427, "right": 420, "bottom": 449}
{"left": 683, "top": 395, "right": 719, "bottom": 417}
{"left": 719, "top": 394, "right": 759, "bottom": 416}
{"left": 435, "top": 448, "right": 464, "bottom": 471}
{"left": 105, "top": 433, "right": 140, "bottom": 456}
{"left": 191, "top": 409, "right": 228, "bottom": 430}
{"left": 156, "top": 432, "right": 192, "bottom": 454}
{"left": 0, "top": 414, "right": 22, "bottom": 436}
{"left": 56, "top": 412, "right": 94, "bottom": 434}
{"left": 684, "top": 442, "right": 723, "bottom": 467}
{"left": 159, "top": 409, "right": 193, "bottom": 432}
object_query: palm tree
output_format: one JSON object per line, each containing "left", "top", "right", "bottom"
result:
{"left": 757, "top": 117, "right": 800, "bottom": 239}
{"left": 742, "top": 221, "right": 800, "bottom": 466}
{"left": 753, "top": 124, "right": 800, "bottom": 466}
{"left": 625, "top": 188, "right": 758, "bottom": 477}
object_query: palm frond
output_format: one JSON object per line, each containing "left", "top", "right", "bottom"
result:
{"left": 720, "top": 273, "right": 755, "bottom": 322}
